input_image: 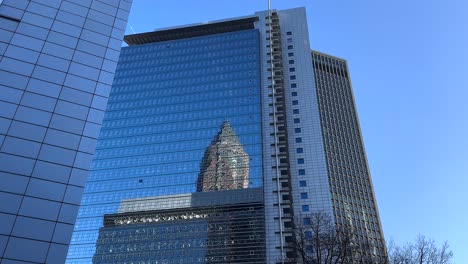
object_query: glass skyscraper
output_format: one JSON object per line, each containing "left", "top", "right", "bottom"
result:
{"left": 0, "top": 1, "right": 132, "bottom": 263}
{"left": 67, "top": 7, "right": 387, "bottom": 264}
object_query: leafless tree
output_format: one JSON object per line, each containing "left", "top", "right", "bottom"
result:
{"left": 292, "top": 211, "right": 380, "bottom": 264}
{"left": 387, "top": 235, "right": 453, "bottom": 264}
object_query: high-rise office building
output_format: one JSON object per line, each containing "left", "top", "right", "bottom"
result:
{"left": 67, "top": 7, "right": 387, "bottom": 263}
{"left": 0, "top": 1, "right": 132, "bottom": 263}
{"left": 312, "top": 50, "right": 387, "bottom": 259}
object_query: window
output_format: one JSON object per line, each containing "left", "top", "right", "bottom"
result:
{"left": 292, "top": 92, "right": 297, "bottom": 96}
{"left": 287, "top": 38, "right": 293, "bottom": 43}
{"left": 294, "top": 118, "right": 300, "bottom": 123}
{"left": 287, "top": 31, "right": 292, "bottom": 35}
{"left": 290, "top": 75, "right": 296, "bottom": 80}
{"left": 287, "top": 45, "right": 293, "bottom": 50}
{"left": 299, "top": 180, "right": 307, "bottom": 187}
{"left": 302, "top": 205, "right": 310, "bottom": 212}
{"left": 296, "top": 148, "right": 303, "bottom": 153}
{"left": 305, "top": 231, "right": 312, "bottom": 239}
{"left": 293, "top": 109, "right": 299, "bottom": 114}
{"left": 288, "top": 60, "right": 294, "bottom": 64}
{"left": 295, "top": 128, "right": 301, "bottom": 133}
{"left": 289, "top": 67, "right": 295, "bottom": 72}
{"left": 297, "top": 158, "right": 304, "bottom": 164}
{"left": 301, "top": 192, "right": 308, "bottom": 199}
{"left": 291, "top": 83, "right": 297, "bottom": 88}
{"left": 295, "top": 137, "right": 302, "bottom": 143}
{"left": 298, "top": 169, "right": 306, "bottom": 175}
{"left": 303, "top": 217, "right": 311, "bottom": 225}
{"left": 292, "top": 100, "right": 298, "bottom": 105}
{"left": 288, "top": 52, "right": 294, "bottom": 57}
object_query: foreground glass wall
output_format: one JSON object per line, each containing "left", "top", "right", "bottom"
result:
{"left": 0, "top": 1, "right": 132, "bottom": 263}
{"left": 66, "top": 28, "right": 263, "bottom": 263}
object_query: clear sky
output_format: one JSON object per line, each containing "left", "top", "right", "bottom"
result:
{"left": 125, "top": 1, "right": 468, "bottom": 262}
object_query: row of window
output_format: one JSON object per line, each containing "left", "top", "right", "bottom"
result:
{"left": 115, "top": 61, "right": 259, "bottom": 78}
{"left": 106, "top": 96, "right": 258, "bottom": 115}
{"left": 107, "top": 87, "right": 258, "bottom": 110}
{"left": 85, "top": 158, "right": 262, "bottom": 181}
{"left": 118, "top": 55, "right": 257, "bottom": 74}
{"left": 113, "top": 71, "right": 258, "bottom": 88}
{"left": 104, "top": 104, "right": 260, "bottom": 123}
{"left": 86, "top": 176, "right": 262, "bottom": 196}
{"left": 121, "top": 41, "right": 258, "bottom": 60}
{"left": 111, "top": 78, "right": 256, "bottom": 95}
{"left": 99, "top": 124, "right": 261, "bottom": 144}
{"left": 95, "top": 133, "right": 262, "bottom": 152}
{"left": 118, "top": 47, "right": 257, "bottom": 65}
{"left": 102, "top": 116, "right": 260, "bottom": 134}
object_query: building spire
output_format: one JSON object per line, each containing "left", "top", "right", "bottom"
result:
{"left": 196, "top": 122, "right": 250, "bottom": 192}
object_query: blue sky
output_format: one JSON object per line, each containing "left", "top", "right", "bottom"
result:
{"left": 125, "top": 1, "right": 468, "bottom": 262}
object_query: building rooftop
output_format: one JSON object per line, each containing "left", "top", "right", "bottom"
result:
{"left": 124, "top": 17, "right": 259, "bottom": 45}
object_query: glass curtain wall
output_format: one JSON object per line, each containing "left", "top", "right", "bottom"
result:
{"left": 66, "top": 29, "right": 263, "bottom": 263}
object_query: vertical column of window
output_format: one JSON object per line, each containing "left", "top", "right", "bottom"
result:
{"left": 287, "top": 41, "right": 310, "bottom": 209}
{"left": 266, "top": 11, "right": 296, "bottom": 261}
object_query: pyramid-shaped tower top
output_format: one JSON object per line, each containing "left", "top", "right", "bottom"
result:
{"left": 196, "top": 122, "right": 250, "bottom": 192}
{"left": 213, "top": 121, "right": 241, "bottom": 145}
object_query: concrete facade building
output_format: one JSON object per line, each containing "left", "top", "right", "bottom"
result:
{"left": 0, "top": 0, "right": 132, "bottom": 263}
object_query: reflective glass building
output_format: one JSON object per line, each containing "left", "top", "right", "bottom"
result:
{"left": 0, "top": 0, "right": 132, "bottom": 263}
{"left": 68, "top": 7, "right": 387, "bottom": 263}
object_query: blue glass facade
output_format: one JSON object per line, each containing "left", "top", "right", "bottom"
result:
{"left": 66, "top": 29, "right": 262, "bottom": 262}
{"left": 0, "top": 1, "right": 132, "bottom": 263}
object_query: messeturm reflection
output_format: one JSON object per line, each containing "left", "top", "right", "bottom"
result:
{"left": 197, "top": 121, "right": 250, "bottom": 192}
{"left": 92, "top": 123, "right": 266, "bottom": 263}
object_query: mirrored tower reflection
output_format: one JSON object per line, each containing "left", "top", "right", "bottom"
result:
{"left": 197, "top": 121, "right": 250, "bottom": 192}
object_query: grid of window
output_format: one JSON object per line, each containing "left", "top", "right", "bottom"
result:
{"left": 312, "top": 51, "right": 387, "bottom": 258}
{"left": 0, "top": 1, "right": 132, "bottom": 263}
{"left": 68, "top": 29, "right": 263, "bottom": 262}
{"left": 92, "top": 190, "right": 266, "bottom": 264}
